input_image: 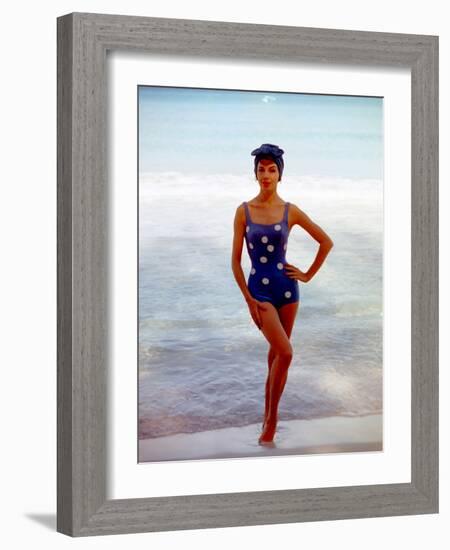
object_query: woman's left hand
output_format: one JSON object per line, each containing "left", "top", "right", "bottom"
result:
{"left": 284, "top": 263, "right": 310, "bottom": 283}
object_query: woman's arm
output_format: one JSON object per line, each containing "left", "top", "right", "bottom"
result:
{"left": 285, "top": 204, "right": 334, "bottom": 282}
{"left": 231, "top": 205, "right": 253, "bottom": 302}
{"left": 231, "top": 205, "right": 263, "bottom": 329}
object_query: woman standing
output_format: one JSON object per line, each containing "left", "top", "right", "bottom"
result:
{"left": 231, "top": 144, "right": 334, "bottom": 444}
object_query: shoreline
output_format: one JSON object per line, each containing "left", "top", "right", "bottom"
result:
{"left": 139, "top": 413, "right": 382, "bottom": 463}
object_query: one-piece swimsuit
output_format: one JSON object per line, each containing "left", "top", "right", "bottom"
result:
{"left": 243, "top": 201, "right": 299, "bottom": 309}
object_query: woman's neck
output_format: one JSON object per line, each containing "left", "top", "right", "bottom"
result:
{"left": 254, "top": 191, "right": 282, "bottom": 205}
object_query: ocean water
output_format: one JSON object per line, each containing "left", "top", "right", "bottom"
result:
{"left": 138, "top": 173, "right": 383, "bottom": 439}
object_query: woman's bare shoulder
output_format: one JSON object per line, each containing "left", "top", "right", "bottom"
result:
{"left": 288, "top": 202, "right": 314, "bottom": 225}
{"left": 288, "top": 201, "right": 302, "bottom": 211}
{"left": 234, "top": 202, "right": 246, "bottom": 223}
{"left": 288, "top": 202, "right": 305, "bottom": 216}
{"left": 235, "top": 202, "right": 246, "bottom": 214}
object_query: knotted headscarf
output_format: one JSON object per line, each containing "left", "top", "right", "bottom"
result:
{"left": 251, "top": 143, "right": 285, "bottom": 181}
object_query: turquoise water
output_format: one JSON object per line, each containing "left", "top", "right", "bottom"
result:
{"left": 139, "top": 87, "right": 383, "bottom": 179}
{"left": 138, "top": 173, "right": 383, "bottom": 439}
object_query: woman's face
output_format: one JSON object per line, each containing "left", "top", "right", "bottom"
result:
{"left": 256, "top": 158, "right": 280, "bottom": 190}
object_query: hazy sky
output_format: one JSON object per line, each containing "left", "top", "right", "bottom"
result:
{"left": 139, "top": 86, "right": 383, "bottom": 179}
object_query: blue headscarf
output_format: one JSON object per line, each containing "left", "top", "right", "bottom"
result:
{"left": 251, "top": 143, "right": 285, "bottom": 180}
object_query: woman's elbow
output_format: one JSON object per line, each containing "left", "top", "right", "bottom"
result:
{"left": 231, "top": 257, "right": 241, "bottom": 271}
{"left": 322, "top": 237, "right": 334, "bottom": 250}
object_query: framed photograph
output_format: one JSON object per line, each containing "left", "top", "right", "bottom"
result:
{"left": 136, "top": 85, "right": 384, "bottom": 463}
{"left": 57, "top": 12, "right": 438, "bottom": 536}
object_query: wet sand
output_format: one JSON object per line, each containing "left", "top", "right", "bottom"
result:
{"left": 139, "top": 413, "right": 382, "bottom": 462}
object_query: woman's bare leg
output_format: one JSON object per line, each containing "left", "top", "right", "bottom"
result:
{"left": 263, "top": 302, "right": 299, "bottom": 428}
{"left": 257, "top": 301, "right": 299, "bottom": 443}
{"left": 263, "top": 347, "right": 276, "bottom": 428}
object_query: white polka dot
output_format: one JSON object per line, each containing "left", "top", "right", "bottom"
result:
{"left": 249, "top": 243, "right": 254, "bottom": 249}
{"left": 267, "top": 245, "right": 274, "bottom": 252}
{"left": 284, "top": 291, "right": 292, "bottom": 298}
{"left": 274, "top": 224, "right": 281, "bottom": 231}
{"left": 246, "top": 226, "right": 250, "bottom": 233}
{"left": 277, "top": 263, "right": 284, "bottom": 270}
{"left": 260, "top": 256, "right": 268, "bottom": 263}
{"left": 261, "top": 236, "right": 268, "bottom": 243}
{"left": 283, "top": 243, "right": 287, "bottom": 250}
{"left": 262, "top": 278, "right": 270, "bottom": 285}
{"left": 251, "top": 268, "right": 256, "bottom": 275}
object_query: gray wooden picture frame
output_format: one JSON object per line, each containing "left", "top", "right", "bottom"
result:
{"left": 57, "top": 12, "right": 438, "bottom": 537}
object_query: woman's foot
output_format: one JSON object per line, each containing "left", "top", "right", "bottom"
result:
{"left": 258, "top": 419, "right": 276, "bottom": 445}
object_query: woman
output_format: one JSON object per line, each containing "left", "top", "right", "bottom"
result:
{"left": 231, "top": 143, "right": 334, "bottom": 444}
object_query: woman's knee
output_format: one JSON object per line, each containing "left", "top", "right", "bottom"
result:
{"left": 275, "top": 343, "right": 293, "bottom": 364}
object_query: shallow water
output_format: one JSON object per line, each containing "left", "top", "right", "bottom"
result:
{"left": 139, "top": 173, "right": 383, "bottom": 438}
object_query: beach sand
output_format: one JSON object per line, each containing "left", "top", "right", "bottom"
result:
{"left": 139, "top": 413, "right": 382, "bottom": 462}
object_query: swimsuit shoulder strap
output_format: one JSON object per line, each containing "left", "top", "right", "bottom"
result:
{"left": 283, "top": 202, "right": 290, "bottom": 223}
{"left": 242, "top": 201, "right": 251, "bottom": 224}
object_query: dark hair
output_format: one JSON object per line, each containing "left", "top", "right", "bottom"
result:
{"left": 251, "top": 143, "right": 285, "bottom": 181}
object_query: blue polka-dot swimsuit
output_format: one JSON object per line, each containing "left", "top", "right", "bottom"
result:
{"left": 243, "top": 201, "right": 299, "bottom": 309}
